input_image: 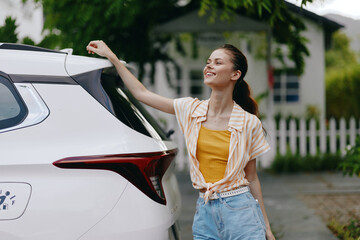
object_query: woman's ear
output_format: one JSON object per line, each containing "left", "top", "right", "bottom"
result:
{"left": 231, "top": 70, "right": 241, "bottom": 81}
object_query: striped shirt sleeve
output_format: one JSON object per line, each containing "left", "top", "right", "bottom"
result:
{"left": 249, "top": 117, "right": 270, "bottom": 160}
{"left": 173, "top": 97, "right": 194, "bottom": 134}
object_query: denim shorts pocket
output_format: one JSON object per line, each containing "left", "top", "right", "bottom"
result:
{"left": 222, "top": 194, "right": 251, "bottom": 211}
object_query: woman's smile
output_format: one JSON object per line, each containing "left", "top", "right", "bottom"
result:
{"left": 204, "top": 71, "right": 216, "bottom": 78}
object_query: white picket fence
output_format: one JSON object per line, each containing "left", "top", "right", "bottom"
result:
{"left": 272, "top": 117, "right": 360, "bottom": 156}
{"left": 174, "top": 117, "right": 360, "bottom": 171}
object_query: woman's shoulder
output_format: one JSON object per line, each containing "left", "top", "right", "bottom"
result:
{"left": 174, "top": 97, "right": 206, "bottom": 108}
{"left": 174, "top": 96, "right": 193, "bottom": 104}
{"left": 233, "top": 103, "right": 261, "bottom": 122}
{"left": 174, "top": 97, "right": 206, "bottom": 115}
{"left": 240, "top": 108, "right": 263, "bottom": 129}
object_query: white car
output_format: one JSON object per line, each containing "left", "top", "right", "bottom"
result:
{"left": 0, "top": 43, "right": 181, "bottom": 240}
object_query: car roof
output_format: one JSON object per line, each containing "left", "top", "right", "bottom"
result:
{"left": 0, "top": 43, "right": 113, "bottom": 77}
{"left": 0, "top": 43, "right": 65, "bottom": 54}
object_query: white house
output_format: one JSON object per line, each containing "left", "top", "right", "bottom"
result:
{"left": 151, "top": 2, "right": 342, "bottom": 117}
{"left": 146, "top": 2, "right": 342, "bottom": 169}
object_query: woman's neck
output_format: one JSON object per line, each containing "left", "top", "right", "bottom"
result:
{"left": 208, "top": 89, "right": 234, "bottom": 118}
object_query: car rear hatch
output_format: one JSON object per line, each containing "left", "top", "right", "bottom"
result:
{"left": 64, "top": 56, "right": 178, "bottom": 205}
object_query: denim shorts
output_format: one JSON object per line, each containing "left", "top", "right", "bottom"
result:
{"left": 192, "top": 191, "right": 266, "bottom": 240}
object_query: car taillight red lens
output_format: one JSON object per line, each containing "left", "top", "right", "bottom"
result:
{"left": 53, "top": 150, "right": 177, "bottom": 205}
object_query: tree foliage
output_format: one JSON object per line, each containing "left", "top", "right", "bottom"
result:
{"left": 34, "top": 0, "right": 178, "bottom": 59}
{"left": 325, "top": 31, "right": 360, "bottom": 120}
{"left": 198, "top": 0, "right": 310, "bottom": 74}
{"left": 16, "top": 0, "right": 313, "bottom": 78}
{"left": 326, "top": 31, "right": 357, "bottom": 70}
{"left": 326, "top": 64, "right": 360, "bottom": 119}
{"left": 31, "top": 0, "right": 181, "bottom": 80}
{"left": 0, "top": 17, "right": 19, "bottom": 43}
{"left": 0, "top": 16, "right": 57, "bottom": 47}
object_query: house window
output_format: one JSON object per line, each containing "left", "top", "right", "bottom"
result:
{"left": 273, "top": 69, "right": 300, "bottom": 103}
{"left": 190, "top": 70, "right": 203, "bottom": 99}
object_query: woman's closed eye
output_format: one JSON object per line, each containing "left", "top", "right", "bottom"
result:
{"left": 206, "top": 60, "right": 223, "bottom": 65}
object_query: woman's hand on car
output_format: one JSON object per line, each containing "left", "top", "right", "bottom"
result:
{"left": 86, "top": 40, "right": 114, "bottom": 58}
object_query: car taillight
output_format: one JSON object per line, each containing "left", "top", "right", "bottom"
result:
{"left": 53, "top": 150, "right": 177, "bottom": 205}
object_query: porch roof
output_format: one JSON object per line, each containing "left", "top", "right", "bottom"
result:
{"left": 154, "top": 10, "right": 270, "bottom": 33}
{"left": 154, "top": 1, "right": 343, "bottom": 39}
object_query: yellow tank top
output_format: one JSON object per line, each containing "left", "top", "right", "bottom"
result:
{"left": 196, "top": 125, "right": 231, "bottom": 183}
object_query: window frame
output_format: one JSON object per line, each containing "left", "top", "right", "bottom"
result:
{"left": 96, "top": 67, "right": 169, "bottom": 141}
{"left": 273, "top": 69, "right": 300, "bottom": 104}
{"left": 189, "top": 69, "right": 204, "bottom": 98}
{"left": 0, "top": 73, "right": 28, "bottom": 130}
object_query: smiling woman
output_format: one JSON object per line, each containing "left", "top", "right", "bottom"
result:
{"left": 87, "top": 40, "right": 275, "bottom": 240}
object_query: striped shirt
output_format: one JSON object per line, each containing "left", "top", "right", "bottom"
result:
{"left": 174, "top": 97, "right": 270, "bottom": 202}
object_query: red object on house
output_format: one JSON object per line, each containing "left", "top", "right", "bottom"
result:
{"left": 268, "top": 66, "right": 274, "bottom": 89}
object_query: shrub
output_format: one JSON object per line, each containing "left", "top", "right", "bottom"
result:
{"left": 339, "top": 137, "right": 360, "bottom": 177}
{"left": 328, "top": 217, "right": 360, "bottom": 240}
{"left": 270, "top": 152, "right": 344, "bottom": 173}
{"left": 326, "top": 64, "right": 360, "bottom": 120}
{"left": 326, "top": 31, "right": 360, "bottom": 120}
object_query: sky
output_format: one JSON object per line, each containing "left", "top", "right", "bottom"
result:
{"left": 286, "top": 0, "right": 360, "bottom": 20}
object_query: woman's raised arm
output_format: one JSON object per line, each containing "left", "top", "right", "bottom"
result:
{"left": 86, "top": 40, "right": 175, "bottom": 114}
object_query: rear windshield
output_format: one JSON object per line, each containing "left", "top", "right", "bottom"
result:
{"left": 100, "top": 67, "right": 168, "bottom": 141}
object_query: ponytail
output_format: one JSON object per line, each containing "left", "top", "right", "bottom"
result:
{"left": 218, "top": 44, "right": 259, "bottom": 117}
{"left": 233, "top": 79, "right": 259, "bottom": 116}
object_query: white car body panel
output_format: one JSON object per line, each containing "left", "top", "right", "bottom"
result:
{"left": 79, "top": 163, "right": 181, "bottom": 240}
{"left": 0, "top": 182, "right": 31, "bottom": 220}
{"left": 65, "top": 55, "right": 116, "bottom": 76}
{"left": 0, "top": 50, "right": 67, "bottom": 76}
{"left": 0, "top": 166, "right": 128, "bottom": 239}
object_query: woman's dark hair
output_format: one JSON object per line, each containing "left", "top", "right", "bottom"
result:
{"left": 218, "top": 44, "right": 259, "bottom": 117}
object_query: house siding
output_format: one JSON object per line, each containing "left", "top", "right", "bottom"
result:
{"left": 272, "top": 17, "right": 326, "bottom": 118}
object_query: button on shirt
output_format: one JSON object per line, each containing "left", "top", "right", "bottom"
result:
{"left": 173, "top": 97, "right": 270, "bottom": 203}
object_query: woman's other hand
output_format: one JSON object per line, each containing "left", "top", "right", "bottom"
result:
{"left": 266, "top": 228, "right": 276, "bottom": 240}
{"left": 86, "top": 40, "right": 114, "bottom": 58}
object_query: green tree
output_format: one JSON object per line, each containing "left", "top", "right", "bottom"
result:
{"left": 325, "top": 31, "right": 360, "bottom": 119}
{"left": 0, "top": 16, "right": 43, "bottom": 46}
{"left": 0, "top": 17, "right": 19, "bottom": 43}
{"left": 199, "top": 0, "right": 311, "bottom": 75}
{"left": 26, "top": 0, "right": 313, "bottom": 78}
{"left": 326, "top": 31, "right": 357, "bottom": 70}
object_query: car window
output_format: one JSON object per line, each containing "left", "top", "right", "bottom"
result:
{"left": 0, "top": 75, "right": 28, "bottom": 129}
{"left": 100, "top": 68, "right": 168, "bottom": 141}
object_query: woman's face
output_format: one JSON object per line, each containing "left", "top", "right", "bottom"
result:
{"left": 203, "top": 49, "right": 239, "bottom": 89}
